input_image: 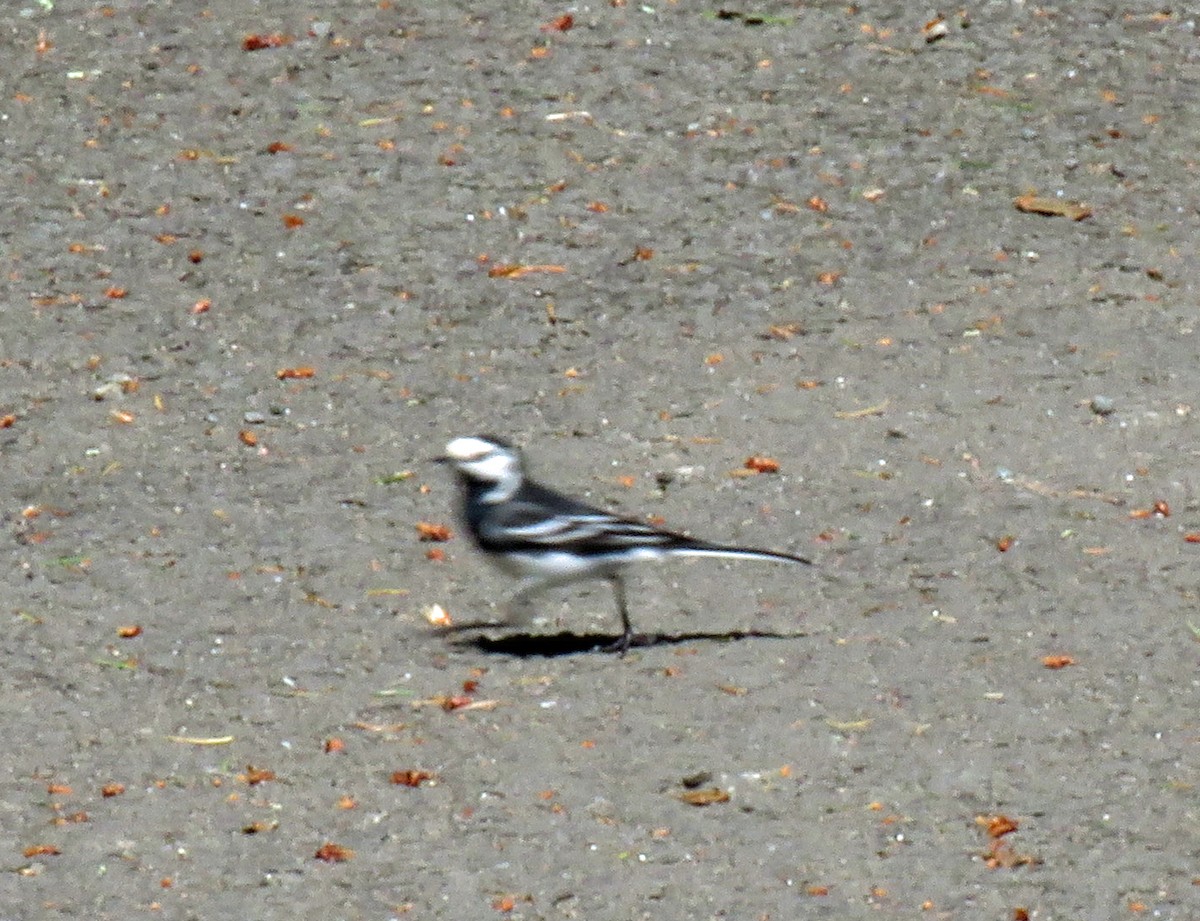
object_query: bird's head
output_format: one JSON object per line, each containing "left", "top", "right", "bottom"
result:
{"left": 442, "top": 436, "right": 523, "bottom": 496}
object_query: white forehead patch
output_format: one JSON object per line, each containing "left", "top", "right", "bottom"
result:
{"left": 445, "top": 436, "right": 500, "bottom": 461}
{"left": 444, "top": 436, "right": 519, "bottom": 490}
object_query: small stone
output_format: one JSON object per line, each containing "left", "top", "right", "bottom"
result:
{"left": 243, "top": 411, "right": 267, "bottom": 424}
{"left": 1090, "top": 396, "right": 1116, "bottom": 416}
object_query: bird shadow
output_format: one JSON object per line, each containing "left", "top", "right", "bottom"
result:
{"left": 441, "top": 623, "right": 810, "bottom": 658}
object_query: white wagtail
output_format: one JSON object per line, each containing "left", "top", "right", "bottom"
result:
{"left": 441, "top": 435, "right": 812, "bottom": 652}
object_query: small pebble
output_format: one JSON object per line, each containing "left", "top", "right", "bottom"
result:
{"left": 1090, "top": 396, "right": 1115, "bottom": 416}
{"left": 243, "top": 411, "right": 267, "bottom": 424}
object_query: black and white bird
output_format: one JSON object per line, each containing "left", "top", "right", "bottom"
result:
{"left": 441, "top": 435, "right": 812, "bottom": 652}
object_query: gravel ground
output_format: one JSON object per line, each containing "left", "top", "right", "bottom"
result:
{"left": 2, "top": 3, "right": 1198, "bottom": 919}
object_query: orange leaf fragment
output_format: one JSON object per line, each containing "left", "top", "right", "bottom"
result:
{"left": 281, "top": 213, "right": 305, "bottom": 229}
{"left": 807, "top": 885, "right": 830, "bottom": 896}
{"left": 493, "top": 896, "right": 516, "bottom": 913}
{"left": 116, "top": 625, "right": 142, "bottom": 638}
{"left": 101, "top": 783, "right": 125, "bottom": 798}
{"left": 266, "top": 141, "right": 294, "bottom": 154}
{"left": 487, "top": 263, "right": 567, "bottom": 279}
{"left": 984, "top": 840, "right": 1039, "bottom": 869}
{"left": 678, "top": 787, "right": 731, "bottom": 806}
{"left": 1042, "top": 654, "right": 1076, "bottom": 669}
{"left": 586, "top": 200, "right": 609, "bottom": 213}
{"left": 105, "top": 286, "right": 128, "bottom": 299}
{"left": 23, "top": 844, "right": 61, "bottom": 858}
{"left": 391, "top": 769, "right": 435, "bottom": 787}
{"left": 0, "top": 414, "right": 15, "bottom": 428}
{"left": 243, "top": 33, "right": 293, "bottom": 51}
{"left": 240, "top": 766, "right": 276, "bottom": 786}
{"left": 922, "top": 15, "right": 948, "bottom": 42}
{"left": 191, "top": 298, "right": 212, "bottom": 314}
{"left": 977, "top": 814, "right": 1019, "bottom": 839}
{"left": 540, "top": 14, "right": 574, "bottom": 32}
{"left": 238, "top": 429, "right": 258, "bottom": 447}
{"left": 1186, "top": 533, "right": 1200, "bottom": 543}
{"left": 1153, "top": 500, "right": 1170, "bottom": 517}
{"left": 426, "top": 547, "right": 446, "bottom": 562}
{"left": 767, "top": 322, "right": 804, "bottom": 340}
{"left": 996, "top": 535, "right": 1014, "bottom": 552}
{"left": 806, "top": 195, "right": 829, "bottom": 212}
{"left": 817, "top": 270, "right": 843, "bottom": 285}
{"left": 1013, "top": 195, "right": 1092, "bottom": 221}
{"left": 439, "top": 694, "right": 474, "bottom": 711}
{"left": 46, "top": 784, "right": 72, "bottom": 796}
{"left": 314, "top": 842, "right": 353, "bottom": 863}
{"left": 416, "top": 521, "right": 452, "bottom": 542}
{"left": 276, "top": 366, "right": 315, "bottom": 380}
{"left": 744, "top": 455, "right": 781, "bottom": 474}
{"left": 324, "top": 738, "right": 345, "bottom": 753}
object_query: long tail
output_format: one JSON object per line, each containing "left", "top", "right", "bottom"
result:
{"left": 669, "top": 541, "right": 813, "bottom": 567}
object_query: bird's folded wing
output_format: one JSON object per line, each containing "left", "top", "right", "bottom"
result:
{"left": 482, "top": 504, "right": 677, "bottom": 553}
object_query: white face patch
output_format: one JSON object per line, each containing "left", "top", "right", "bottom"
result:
{"left": 444, "top": 435, "right": 521, "bottom": 494}
{"left": 463, "top": 451, "right": 517, "bottom": 484}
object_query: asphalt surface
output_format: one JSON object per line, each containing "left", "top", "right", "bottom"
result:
{"left": 2, "top": 3, "right": 1198, "bottom": 919}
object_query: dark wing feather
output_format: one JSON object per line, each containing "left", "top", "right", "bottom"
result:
{"left": 477, "top": 480, "right": 687, "bottom": 554}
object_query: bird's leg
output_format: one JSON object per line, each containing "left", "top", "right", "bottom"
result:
{"left": 503, "top": 578, "right": 546, "bottom": 625}
{"left": 605, "top": 573, "right": 634, "bottom": 655}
